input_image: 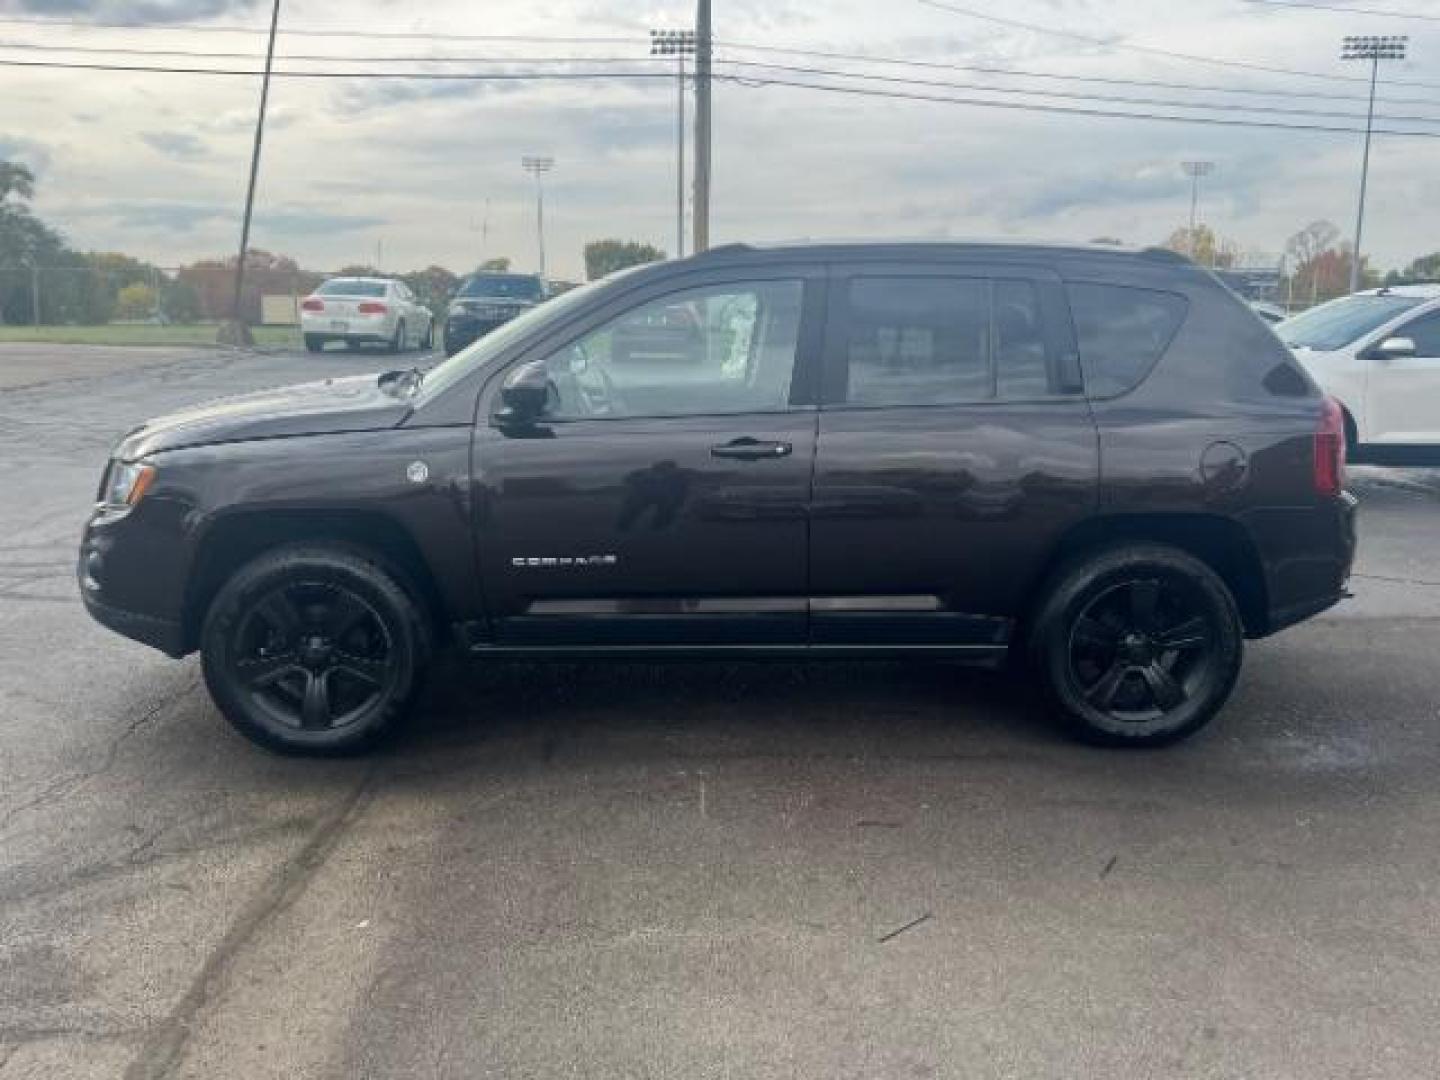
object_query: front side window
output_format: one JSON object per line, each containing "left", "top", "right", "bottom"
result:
{"left": 542, "top": 280, "right": 804, "bottom": 420}
{"left": 1396, "top": 309, "right": 1440, "bottom": 356}
{"left": 1067, "top": 282, "right": 1188, "bottom": 398}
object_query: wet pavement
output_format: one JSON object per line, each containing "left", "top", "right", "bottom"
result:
{"left": 2, "top": 347, "right": 1438, "bottom": 1079}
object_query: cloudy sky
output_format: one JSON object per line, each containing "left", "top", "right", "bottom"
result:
{"left": 1, "top": 0, "right": 1437, "bottom": 280}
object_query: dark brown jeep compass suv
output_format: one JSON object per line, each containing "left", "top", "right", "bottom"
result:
{"left": 80, "top": 242, "right": 1357, "bottom": 754}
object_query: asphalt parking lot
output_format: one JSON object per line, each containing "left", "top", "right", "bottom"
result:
{"left": 2, "top": 343, "right": 1439, "bottom": 1079}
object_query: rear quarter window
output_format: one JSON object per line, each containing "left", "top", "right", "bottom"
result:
{"left": 1066, "top": 282, "right": 1188, "bottom": 398}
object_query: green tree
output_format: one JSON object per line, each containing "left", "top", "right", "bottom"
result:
{"left": 0, "top": 162, "right": 35, "bottom": 203}
{"left": 401, "top": 265, "right": 459, "bottom": 316}
{"left": 583, "top": 239, "right": 666, "bottom": 281}
{"left": 478, "top": 256, "right": 511, "bottom": 273}
{"left": 114, "top": 282, "right": 158, "bottom": 320}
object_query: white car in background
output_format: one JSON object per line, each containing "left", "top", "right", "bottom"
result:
{"left": 1278, "top": 284, "right": 1440, "bottom": 453}
{"left": 299, "top": 276, "right": 434, "bottom": 354}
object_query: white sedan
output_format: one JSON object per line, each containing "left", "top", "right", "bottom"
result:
{"left": 1278, "top": 284, "right": 1440, "bottom": 452}
{"left": 300, "top": 277, "right": 435, "bottom": 354}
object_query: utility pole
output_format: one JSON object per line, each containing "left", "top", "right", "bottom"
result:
{"left": 1342, "top": 35, "right": 1407, "bottom": 295}
{"left": 650, "top": 29, "right": 695, "bottom": 258}
{"left": 1181, "top": 161, "right": 1214, "bottom": 263}
{"left": 521, "top": 156, "right": 554, "bottom": 283}
{"left": 693, "top": 0, "right": 712, "bottom": 253}
{"left": 226, "top": 0, "right": 281, "bottom": 343}
{"left": 29, "top": 261, "right": 39, "bottom": 327}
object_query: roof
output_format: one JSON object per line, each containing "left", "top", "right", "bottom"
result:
{"left": 690, "top": 238, "right": 1189, "bottom": 265}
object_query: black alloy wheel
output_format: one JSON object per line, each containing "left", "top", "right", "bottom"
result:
{"left": 1031, "top": 544, "right": 1243, "bottom": 746}
{"left": 201, "top": 545, "right": 428, "bottom": 754}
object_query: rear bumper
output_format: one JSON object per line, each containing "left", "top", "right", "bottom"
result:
{"left": 1253, "top": 490, "right": 1358, "bottom": 636}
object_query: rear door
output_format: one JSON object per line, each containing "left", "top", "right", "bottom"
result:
{"left": 472, "top": 267, "right": 825, "bottom": 647}
{"left": 1367, "top": 307, "right": 1440, "bottom": 444}
{"left": 809, "top": 261, "right": 1098, "bottom": 649}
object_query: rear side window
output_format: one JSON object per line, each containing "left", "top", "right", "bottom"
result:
{"left": 845, "top": 277, "right": 990, "bottom": 406}
{"left": 1066, "top": 283, "right": 1187, "bottom": 397}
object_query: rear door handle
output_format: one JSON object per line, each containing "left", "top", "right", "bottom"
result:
{"left": 711, "top": 437, "right": 793, "bottom": 460}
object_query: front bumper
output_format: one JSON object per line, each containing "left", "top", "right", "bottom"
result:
{"left": 81, "top": 591, "right": 187, "bottom": 656}
{"left": 444, "top": 310, "right": 523, "bottom": 352}
{"left": 79, "top": 502, "right": 193, "bottom": 657}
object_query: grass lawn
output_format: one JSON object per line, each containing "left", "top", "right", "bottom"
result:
{"left": 0, "top": 324, "right": 302, "bottom": 348}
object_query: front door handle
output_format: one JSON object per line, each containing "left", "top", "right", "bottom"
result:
{"left": 711, "top": 437, "right": 793, "bottom": 460}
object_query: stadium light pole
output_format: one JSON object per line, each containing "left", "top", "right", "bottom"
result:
{"left": 650, "top": 28, "right": 696, "bottom": 258}
{"left": 1181, "top": 160, "right": 1214, "bottom": 263}
{"left": 1342, "top": 35, "right": 1407, "bottom": 295}
{"left": 226, "top": 0, "right": 281, "bottom": 344}
{"left": 521, "top": 156, "right": 554, "bottom": 283}
{"left": 693, "top": 0, "right": 712, "bottom": 253}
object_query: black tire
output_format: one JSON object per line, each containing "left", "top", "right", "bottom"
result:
{"left": 388, "top": 320, "right": 406, "bottom": 354}
{"left": 304, "top": 334, "right": 324, "bottom": 353}
{"left": 200, "top": 544, "right": 430, "bottom": 755}
{"left": 1029, "top": 544, "right": 1243, "bottom": 748}
{"left": 420, "top": 319, "right": 434, "bottom": 350}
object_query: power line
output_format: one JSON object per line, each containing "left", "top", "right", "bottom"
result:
{"left": 1241, "top": 0, "right": 1440, "bottom": 22}
{"left": 4, "top": 30, "right": 1436, "bottom": 111}
{"left": 714, "top": 58, "right": 1440, "bottom": 126}
{"left": 915, "top": 0, "right": 1440, "bottom": 90}
{"left": 5, "top": 43, "right": 1440, "bottom": 138}
{"left": 718, "top": 71, "right": 1440, "bottom": 138}
{"left": 715, "top": 39, "right": 1440, "bottom": 108}
{"left": 0, "top": 14, "right": 636, "bottom": 44}
{"left": 0, "top": 56, "right": 677, "bottom": 80}
{"left": 6, "top": 40, "right": 1434, "bottom": 126}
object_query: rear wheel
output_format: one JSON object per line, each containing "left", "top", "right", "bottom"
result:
{"left": 304, "top": 334, "right": 324, "bottom": 353}
{"left": 420, "top": 319, "right": 434, "bottom": 350}
{"left": 1029, "top": 544, "right": 1243, "bottom": 747}
{"left": 201, "top": 545, "right": 429, "bottom": 755}
{"left": 388, "top": 320, "right": 406, "bottom": 354}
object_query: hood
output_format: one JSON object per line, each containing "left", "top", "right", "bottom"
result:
{"left": 114, "top": 373, "right": 414, "bottom": 459}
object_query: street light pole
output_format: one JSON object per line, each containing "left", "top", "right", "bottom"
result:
{"left": 1181, "top": 160, "right": 1213, "bottom": 263}
{"left": 521, "top": 156, "right": 554, "bottom": 283}
{"left": 226, "top": 0, "right": 281, "bottom": 342}
{"left": 650, "top": 29, "right": 696, "bottom": 258}
{"left": 1341, "top": 34, "right": 1407, "bottom": 295}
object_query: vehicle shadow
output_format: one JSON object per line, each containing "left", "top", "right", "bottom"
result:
{"left": 391, "top": 658, "right": 1064, "bottom": 771}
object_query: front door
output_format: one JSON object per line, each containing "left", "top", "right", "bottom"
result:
{"left": 1367, "top": 308, "right": 1440, "bottom": 444}
{"left": 809, "top": 264, "right": 1099, "bottom": 648}
{"left": 472, "top": 273, "right": 822, "bottom": 646}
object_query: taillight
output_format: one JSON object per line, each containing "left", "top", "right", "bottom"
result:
{"left": 1314, "top": 396, "right": 1346, "bottom": 497}
{"left": 358, "top": 301, "right": 388, "bottom": 315}
{"left": 301, "top": 298, "right": 324, "bottom": 312}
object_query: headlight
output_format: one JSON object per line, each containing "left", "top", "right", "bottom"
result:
{"left": 103, "top": 460, "right": 156, "bottom": 508}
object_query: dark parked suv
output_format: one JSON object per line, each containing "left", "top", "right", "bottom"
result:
{"left": 80, "top": 241, "right": 1356, "bottom": 754}
{"left": 443, "top": 272, "right": 546, "bottom": 356}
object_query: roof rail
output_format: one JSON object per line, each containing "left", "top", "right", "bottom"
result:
{"left": 1139, "top": 246, "right": 1190, "bottom": 264}
{"left": 694, "top": 242, "right": 753, "bottom": 258}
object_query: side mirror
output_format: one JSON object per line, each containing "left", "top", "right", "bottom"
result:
{"left": 494, "top": 360, "right": 550, "bottom": 427}
{"left": 1374, "top": 336, "right": 1416, "bottom": 360}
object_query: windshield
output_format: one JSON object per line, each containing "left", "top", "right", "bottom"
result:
{"left": 316, "top": 279, "right": 387, "bottom": 297}
{"left": 1278, "top": 294, "right": 1422, "bottom": 351}
{"left": 415, "top": 276, "right": 609, "bottom": 403}
{"left": 458, "top": 275, "right": 544, "bottom": 301}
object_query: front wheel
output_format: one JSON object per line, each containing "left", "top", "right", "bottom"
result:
{"left": 201, "top": 545, "right": 429, "bottom": 755}
{"left": 1029, "top": 544, "right": 1243, "bottom": 747}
